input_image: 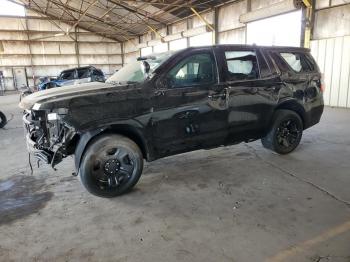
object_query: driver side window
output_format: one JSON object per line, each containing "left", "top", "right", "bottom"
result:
{"left": 167, "top": 53, "right": 215, "bottom": 88}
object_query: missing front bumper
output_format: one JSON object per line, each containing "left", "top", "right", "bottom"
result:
{"left": 23, "top": 112, "right": 62, "bottom": 167}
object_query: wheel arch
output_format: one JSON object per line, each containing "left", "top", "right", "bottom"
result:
{"left": 74, "top": 123, "right": 152, "bottom": 173}
{"left": 275, "top": 99, "right": 306, "bottom": 128}
{"left": 107, "top": 124, "right": 150, "bottom": 160}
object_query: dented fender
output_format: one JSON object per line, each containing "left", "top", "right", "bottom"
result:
{"left": 74, "top": 128, "right": 106, "bottom": 172}
{"left": 74, "top": 119, "right": 154, "bottom": 173}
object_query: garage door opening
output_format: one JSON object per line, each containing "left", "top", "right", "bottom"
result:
{"left": 247, "top": 10, "right": 302, "bottom": 47}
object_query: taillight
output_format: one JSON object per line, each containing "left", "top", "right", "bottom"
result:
{"left": 320, "top": 73, "right": 325, "bottom": 93}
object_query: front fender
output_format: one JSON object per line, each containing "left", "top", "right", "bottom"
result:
{"left": 74, "top": 120, "right": 153, "bottom": 173}
{"left": 74, "top": 128, "right": 106, "bottom": 172}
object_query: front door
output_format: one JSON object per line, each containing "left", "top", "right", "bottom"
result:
{"left": 151, "top": 50, "right": 228, "bottom": 157}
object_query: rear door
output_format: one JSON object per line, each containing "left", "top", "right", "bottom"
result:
{"left": 214, "top": 46, "right": 282, "bottom": 142}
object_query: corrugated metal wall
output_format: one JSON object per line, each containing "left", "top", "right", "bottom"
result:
{"left": 134, "top": 1, "right": 248, "bottom": 60}
{"left": 311, "top": 36, "right": 350, "bottom": 108}
{"left": 134, "top": 0, "right": 299, "bottom": 63}
{"left": 310, "top": 3, "right": 350, "bottom": 108}
{"left": 0, "top": 10, "right": 122, "bottom": 91}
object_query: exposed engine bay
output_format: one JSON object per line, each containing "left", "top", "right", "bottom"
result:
{"left": 23, "top": 108, "right": 76, "bottom": 168}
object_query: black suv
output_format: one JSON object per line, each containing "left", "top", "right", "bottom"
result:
{"left": 20, "top": 45, "right": 324, "bottom": 197}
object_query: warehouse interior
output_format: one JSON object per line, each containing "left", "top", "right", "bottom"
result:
{"left": 1, "top": 0, "right": 350, "bottom": 261}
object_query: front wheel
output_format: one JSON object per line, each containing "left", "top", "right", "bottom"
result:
{"left": 261, "top": 109, "right": 303, "bottom": 154}
{"left": 0, "top": 111, "right": 7, "bottom": 128}
{"left": 79, "top": 134, "right": 143, "bottom": 198}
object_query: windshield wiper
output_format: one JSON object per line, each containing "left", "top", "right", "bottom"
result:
{"left": 107, "top": 80, "right": 139, "bottom": 85}
{"left": 107, "top": 80, "right": 123, "bottom": 85}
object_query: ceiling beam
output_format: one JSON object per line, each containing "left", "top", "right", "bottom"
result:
{"left": 0, "top": 15, "right": 75, "bottom": 22}
{"left": 120, "top": 0, "right": 213, "bottom": 9}
{"left": 107, "top": 0, "right": 166, "bottom": 26}
{"left": 68, "top": 0, "right": 98, "bottom": 32}
{"left": 17, "top": 0, "right": 124, "bottom": 42}
{"left": 44, "top": 0, "right": 51, "bottom": 13}
{"left": 58, "top": 0, "right": 76, "bottom": 19}
{"left": 42, "top": 0, "right": 139, "bottom": 37}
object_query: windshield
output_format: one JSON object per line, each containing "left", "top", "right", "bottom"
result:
{"left": 106, "top": 52, "right": 173, "bottom": 84}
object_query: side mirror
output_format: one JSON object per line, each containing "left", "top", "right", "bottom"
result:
{"left": 142, "top": 61, "right": 150, "bottom": 74}
{"left": 157, "top": 75, "right": 175, "bottom": 89}
{"left": 156, "top": 75, "right": 169, "bottom": 89}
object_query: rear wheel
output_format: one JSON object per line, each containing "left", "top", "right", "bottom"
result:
{"left": 261, "top": 109, "right": 303, "bottom": 154}
{"left": 0, "top": 111, "right": 7, "bottom": 128}
{"left": 79, "top": 134, "right": 143, "bottom": 198}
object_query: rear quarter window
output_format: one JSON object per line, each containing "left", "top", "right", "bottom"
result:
{"left": 279, "top": 52, "right": 315, "bottom": 73}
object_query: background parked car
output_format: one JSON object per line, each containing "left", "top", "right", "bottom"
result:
{"left": 38, "top": 66, "right": 105, "bottom": 91}
{"left": 0, "top": 111, "right": 7, "bottom": 128}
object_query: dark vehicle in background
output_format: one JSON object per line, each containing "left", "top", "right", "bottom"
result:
{"left": 38, "top": 66, "right": 105, "bottom": 90}
{"left": 19, "top": 45, "right": 324, "bottom": 197}
{"left": 0, "top": 111, "right": 7, "bottom": 128}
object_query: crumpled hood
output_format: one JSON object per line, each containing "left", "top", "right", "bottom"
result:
{"left": 19, "top": 82, "right": 121, "bottom": 110}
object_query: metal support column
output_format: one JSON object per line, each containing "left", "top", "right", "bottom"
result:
{"left": 186, "top": 18, "right": 192, "bottom": 47}
{"left": 214, "top": 7, "right": 219, "bottom": 44}
{"left": 24, "top": 15, "right": 33, "bottom": 89}
{"left": 74, "top": 27, "right": 80, "bottom": 67}
{"left": 121, "top": 42, "right": 125, "bottom": 67}
{"left": 301, "top": 0, "right": 313, "bottom": 48}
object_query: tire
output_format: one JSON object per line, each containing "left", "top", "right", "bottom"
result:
{"left": 79, "top": 134, "right": 143, "bottom": 198}
{"left": 0, "top": 111, "right": 7, "bottom": 128}
{"left": 261, "top": 109, "right": 303, "bottom": 154}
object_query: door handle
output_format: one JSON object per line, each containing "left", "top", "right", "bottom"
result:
{"left": 264, "top": 86, "right": 276, "bottom": 91}
{"left": 175, "top": 110, "right": 197, "bottom": 119}
{"left": 276, "top": 81, "right": 287, "bottom": 86}
{"left": 208, "top": 93, "right": 226, "bottom": 100}
{"left": 154, "top": 90, "right": 165, "bottom": 96}
{"left": 264, "top": 85, "right": 282, "bottom": 92}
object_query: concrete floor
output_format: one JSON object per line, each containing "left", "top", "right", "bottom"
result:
{"left": 0, "top": 93, "right": 350, "bottom": 262}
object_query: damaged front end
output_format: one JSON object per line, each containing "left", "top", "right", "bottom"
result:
{"left": 23, "top": 106, "right": 77, "bottom": 168}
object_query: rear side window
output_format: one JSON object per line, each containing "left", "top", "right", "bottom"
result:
{"left": 77, "top": 68, "right": 90, "bottom": 79}
{"left": 279, "top": 52, "right": 314, "bottom": 73}
{"left": 224, "top": 51, "right": 259, "bottom": 81}
{"left": 93, "top": 69, "right": 104, "bottom": 77}
{"left": 60, "top": 70, "right": 75, "bottom": 80}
